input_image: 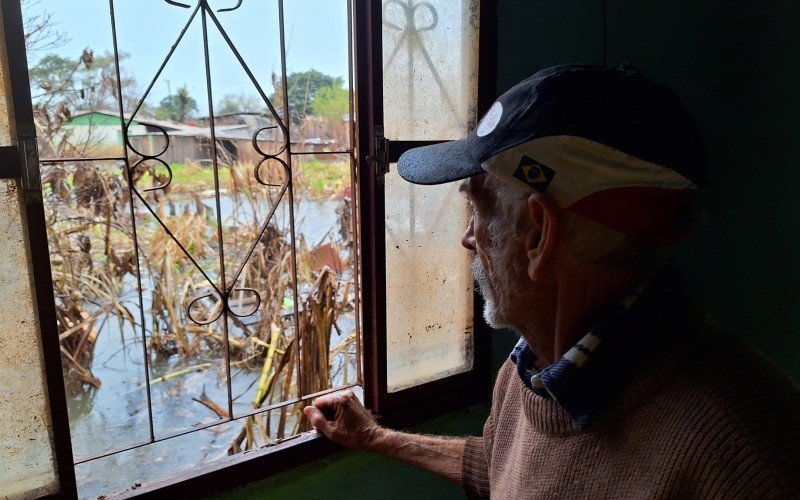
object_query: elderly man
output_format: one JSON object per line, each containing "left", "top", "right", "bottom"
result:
{"left": 304, "top": 65, "right": 800, "bottom": 498}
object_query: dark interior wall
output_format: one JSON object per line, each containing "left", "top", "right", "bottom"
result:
{"left": 496, "top": 0, "right": 800, "bottom": 383}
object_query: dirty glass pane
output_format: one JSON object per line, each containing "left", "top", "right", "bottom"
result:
{"left": 0, "top": 181, "right": 59, "bottom": 498}
{"left": 37, "top": 159, "right": 149, "bottom": 460}
{"left": 0, "top": 7, "right": 59, "bottom": 494}
{"left": 382, "top": 0, "right": 480, "bottom": 141}
{"left": 385, "top": 166, "right": 474, "bottom": 392}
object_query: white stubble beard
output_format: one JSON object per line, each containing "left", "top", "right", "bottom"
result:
{"left": 470, "top": 254, "right": 499, "bottom": 326}
{"left": 469, "top": 212, "right": 532, "bottom": 331}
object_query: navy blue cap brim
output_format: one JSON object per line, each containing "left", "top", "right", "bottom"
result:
{"left": 396, "top": 137, "right": 483, "bottom": 185}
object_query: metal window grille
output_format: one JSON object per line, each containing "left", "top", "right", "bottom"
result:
{"left": 27, "top": 0, "right": 361, "bottom": 491}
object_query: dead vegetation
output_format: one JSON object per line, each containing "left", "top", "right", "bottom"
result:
{"left": 43, "top": 155, "right": 357, "bottom": 448}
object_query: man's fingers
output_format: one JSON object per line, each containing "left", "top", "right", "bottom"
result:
{"left": 303, "top": 406, "right": 332, "bottom": 434}
{"left": 303, "top": 392, "right": 381, "bottom": 451}
{"left": 309, "top": 393, "right": 341, "bottom": 411}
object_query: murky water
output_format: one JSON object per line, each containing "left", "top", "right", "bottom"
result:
{"left": 67, "top": 196, "right": 356, "bottom": 498}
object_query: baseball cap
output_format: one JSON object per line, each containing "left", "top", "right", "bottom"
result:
{"left": 397, "top": 64, "right": 708, "bottom": 245}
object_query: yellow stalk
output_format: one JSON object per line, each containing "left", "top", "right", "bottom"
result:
{"left": 253, "top": 322, "right": 281, "bottom": 407}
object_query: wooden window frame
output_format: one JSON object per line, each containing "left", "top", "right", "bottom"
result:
{"left": 356, "top": 0, "right": 498, "bottom": 421}
{"left": 1, "top": 0, "right": 497, "bottom": 497}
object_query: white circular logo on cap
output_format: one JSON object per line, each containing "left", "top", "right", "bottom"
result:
{"left": 476, "top": 101, "right": 503, "bottom": 137}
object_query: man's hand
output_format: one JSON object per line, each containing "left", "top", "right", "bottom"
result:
{"left": 303, "top": 390, "right": 466, "bottom": 483}
{"left": 303, "top": 390, "right": 385, "bottom": 451}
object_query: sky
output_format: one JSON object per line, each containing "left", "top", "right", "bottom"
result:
{"left": 23, "top": 0, "right": 351, "bottom": 116}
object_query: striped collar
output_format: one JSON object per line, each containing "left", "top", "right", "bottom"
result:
{"left": 510, "top": 272, "right": 682, "bottom": 430}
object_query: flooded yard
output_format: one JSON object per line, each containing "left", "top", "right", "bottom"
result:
{"left": 50, "top": 182, "right": 359, "bottom": 497}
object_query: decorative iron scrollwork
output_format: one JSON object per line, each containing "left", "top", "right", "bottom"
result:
{"left": 124, "top": 0, "right": 291, "bottom": 328}
{"left": 186, "top": 287, "right": 262, "bottom": 325}
{"left": 164, "top": 0, "right": 245, "bottom": 13}
{"left": 165, "top": 0, "right": 191, "bottom": 8}
{"left": 130, "top": 158, "right": 173, "bottom": 192}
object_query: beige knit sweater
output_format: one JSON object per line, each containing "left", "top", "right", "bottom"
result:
{"left": 462, "top": 327, "right": 800, "bottom": 499}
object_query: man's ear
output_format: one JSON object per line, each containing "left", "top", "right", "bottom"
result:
{"left": 525, "top": 193, "right": 559, "bottom": 282}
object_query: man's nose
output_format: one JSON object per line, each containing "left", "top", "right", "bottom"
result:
{"left": 461, "top": 216, "right": 476, "bottom": 251}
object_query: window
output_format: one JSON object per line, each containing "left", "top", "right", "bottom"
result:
{"left": 1, "top": 0, "right": 495, "bottom": 497}
{"left": 358, "top": 0, "right": 495, "bottom": 416}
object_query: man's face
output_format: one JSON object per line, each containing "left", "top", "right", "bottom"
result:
{"left": 460, "top": 174, "right": 529, "bottom": 329}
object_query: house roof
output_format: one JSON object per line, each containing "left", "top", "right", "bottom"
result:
{"left": 70, "top": 109, "right": 190, "bottom": 131}
{"left": 197, "top": 111, "right": 270, "bottom": 120}
{"left": 128, "top": 124, "right": 334, "bottom": 145}
{"left": 129, "top": 123, "right": 289, "bottom": 141}
{"left": 156, "top": 125, "right": 254, "bottom": 140}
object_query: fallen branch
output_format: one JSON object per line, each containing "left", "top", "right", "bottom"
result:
{"left": 192, "top": 386, "right": 230, "bottom": 419}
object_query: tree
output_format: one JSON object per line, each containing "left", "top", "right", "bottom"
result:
{"left": 156, "top": 85, "right": 198, "bottom": 122}
{"left": 28, "top": 51, "right": 136, "bottom": 111}
{"left": 22, "top": 0, "right": 68, "bottom": 56}
{"left": 23, "top": 0, "right": 144, "bottom": 157}
{"left": 216, "top": 93, "right": 267, "bottom": 114}
{"left": 277, "top": 69, "right": 344, "bottom": 118}
{"left": 28, "top": 53, "right": 81, "bottom": 100}
{"left": 28, "top": 49, "right": 144, "bottom": 157}
{"left": 313, "top": 84, "right": 349, "bottom": 122}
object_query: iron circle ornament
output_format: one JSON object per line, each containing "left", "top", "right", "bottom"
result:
{"left": 125, "top": 123, "right": 171, "bottom": 159}
{"left": 226, "top": 287, "right": 262, "bottom": 318}
{"left": 164, "top": 0, "right": 190, "bottom": 7}
{"left": 187, "top": 288, "right": 262, "bottom": 325}
{"left": 254, "top": 156, "right": 289, "bottom": 187}
{"left": 217, "top": 0, "right": 244, "bottom": 13}
{"left": 187, "top": 292, "right": 225, "bottom": 325}
{"left": 130, "top": 157, "right": 174, "bottom": 193}
{"left": 251, "top": 126, "right": 286, "bottom": 158}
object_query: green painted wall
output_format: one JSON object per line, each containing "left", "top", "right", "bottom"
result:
{"left": 217, "top": 1, "right": 800, "bottom": 497}
{"left": 68, "top": 112, "right": 131, "bottom": 126}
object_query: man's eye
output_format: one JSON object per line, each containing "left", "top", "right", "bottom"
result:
{"left": 465, "top": 199, "right": 475, "bottom": 215}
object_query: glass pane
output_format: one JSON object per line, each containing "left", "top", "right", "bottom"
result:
{"left": 291, "top": 154, "right": 360, "bottom": 397}
{"left": 40, "top": 161, "right": 151, "bottom": 459}
{"left": 283, "top": 0, "right": 353, "bottom": 153}
{"left": 382, "top": 0, "right": 480, "bottom": 141}
{"left": 384, "top": 166, "right": 473, "bottom": 392}
{"left": 74, "top": 408, "right": 296, "bottom": 498}
{"left": 0, "top": 180, "right": 59, "bottom": 498}
{"left": 2, "top": 5, "right": 59, "bottom": 497}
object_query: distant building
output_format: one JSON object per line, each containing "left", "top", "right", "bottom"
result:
{"left": 197, "top": 111, "right": 274, "bottom": 128}
{"left": 128, "top": 124, "right": 286, "bottom": 165}
{"left": 56, "top": 109, "right": 341, "bottom": 164}
{"left": 59, "top": 109, "right": 185, "bottom": 149}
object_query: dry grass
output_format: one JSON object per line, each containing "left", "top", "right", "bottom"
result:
{"left": 43, "top": 156, "right": 357, "bottom": 448}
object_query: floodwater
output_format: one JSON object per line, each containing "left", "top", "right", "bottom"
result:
{"left": 67, "top": 196, "right": 356, "bottom": 498}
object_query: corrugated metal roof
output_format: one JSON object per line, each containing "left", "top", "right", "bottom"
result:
{"left": 70, "top": 109, "right": 191, "bottom": 131}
